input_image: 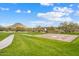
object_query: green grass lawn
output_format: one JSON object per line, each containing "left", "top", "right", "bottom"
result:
{"left": 17, "top": 32, "right": 46, "bottom": 35}
{"left": 0, "top": 32, "right": 11, "bottom": 41}
{"left": 0, "top": 32, "right": 79, "bottom": 56}
{"left": 61, "top": 32, "right": 79, "bottom": 35}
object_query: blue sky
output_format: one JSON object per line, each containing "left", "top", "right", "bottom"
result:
{"left": 0, "top": 3, "right": 79, "bottom": 27}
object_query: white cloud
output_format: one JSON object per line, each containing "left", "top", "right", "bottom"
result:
{"left": 31, "top": 21, "right": 46, "bottom": 24}
{"left": 31, "top": 21, "right": 54, "bottom": 27}
{"left": 40, "top": 3, "right": 53, "bottom": 6}
{"left": 37, "top": 12, "right": 65, "bottom": 18}
{"left": 53, "top": 7, "right": 73, "bottom": 14}
{"left": 27, "top": 10, "right": 31, "bottom": 13}
{"left": 1, "top": 23, "right": 13, "bottom": 27}
{"left": 76, "top": 11, "right": 79, "bottom": 15}
{"left": 16, "top": 9, "right": 21, "bottom": 13}
{"left": 37, "top": 7, "right": 73, "bottom": 22}
{"left": 0, "top": 7, "right": 10, "bottom": 11}
{"left": 37, "top": 12, "right": 72, "bottom": 22}
{"left": 69, "top": 4, "right": 73, "bottom": 7}
{"left": 24, "top": 10, "right": 31, "bottom": 13}
{"left": 15, "top": 9, "right": 32, "bottom": 14}
{"left": 77, "top": 5, "right": 79, "bottom": 8}
{"left": 75, "top": 11, "right": 79, "bottom": 16}
{"left": 50, "top": 17, "right": 72, "bottom": 22}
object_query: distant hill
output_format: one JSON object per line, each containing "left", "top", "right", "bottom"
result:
{"left": 0, "top": 25, "right": 5, "bottom": 31}
{"left": 9, "top": 23, "right": 26, "bottom": 28}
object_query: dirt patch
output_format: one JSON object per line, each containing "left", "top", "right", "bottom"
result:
{"left": 36, "top": 34, "right": 78, "bottom": 42}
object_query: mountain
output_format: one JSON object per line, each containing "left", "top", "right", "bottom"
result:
{"left": 9, "top": 23, "right": 26, "bottom": 28}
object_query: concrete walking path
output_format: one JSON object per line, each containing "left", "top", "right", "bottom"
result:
{"left": 0, "top": 34, "right": 14, "bottom": 49}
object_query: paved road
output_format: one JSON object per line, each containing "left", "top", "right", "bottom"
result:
{"left": 0, "top": 34, "right": 14, "bottom": 49}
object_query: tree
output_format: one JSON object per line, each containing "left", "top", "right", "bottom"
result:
{"left": 59, "top": 22, "right": 79, "bottom": 33}
{"left": 15, "top": 25, "right": 25, "bottom": 32}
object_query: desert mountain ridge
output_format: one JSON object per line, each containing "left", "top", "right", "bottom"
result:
{"left": 9, "top": 23, "right": 26, "bottom": 28}
{"left": 0, "top": 23, "right": 27, "bottom": 29}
